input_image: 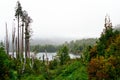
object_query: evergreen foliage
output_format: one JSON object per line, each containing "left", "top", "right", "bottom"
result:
{"left": 87, "top": 16, "right": 120, "bottom": 80}
{"left": 57, "top": 45, "right": 70, "bottom": 65}
{"left": 0, "top": 45, "right": 17, "bottom": 80}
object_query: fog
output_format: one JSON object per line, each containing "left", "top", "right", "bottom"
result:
{"left": 0, "top": 0, "right": 120, "bottom": 41}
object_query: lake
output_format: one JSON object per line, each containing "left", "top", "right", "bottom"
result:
{"left": 9, "top": 52, "right": 80, "bottom": 61}
{"left": 36, "top": 52, "right": 80, "bottom": 61}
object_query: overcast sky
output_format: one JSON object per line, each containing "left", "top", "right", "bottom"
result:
{"left": 0, "top": 0, "right": 120, "bottom": 40}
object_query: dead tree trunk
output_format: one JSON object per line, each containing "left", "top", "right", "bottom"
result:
{"left": 5, "top": 23, "right": 9, "bottom": 55}
{"left": 19, "top": 24, "right": 22, "bottom": 59}
{"left": 25, "top": 16, "right": 32, "bottom": 58}
{"left": 25, "top": 23, "right": 29, "bottom": 58}
{"left": 17, "top": 16, "right": 20, "bottom": 59}
{"left": 12, "top": 26, "right": 15, "bottom": 58}
{"left": 21, "top": 22, "right": 24, "bottom": 58}
{"left": 16, "top": 37, "right": 18, "bottom": 58}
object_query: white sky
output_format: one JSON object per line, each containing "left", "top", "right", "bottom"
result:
{"left": 0, "top": 0, "right": 120, "bottom": 40}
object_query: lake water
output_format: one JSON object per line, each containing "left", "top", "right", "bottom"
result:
{"left": 9, "top": 52, "right": 80, "bottom": 61}
{"left": 36, "top": 52, "right": 80, "bottom": 61}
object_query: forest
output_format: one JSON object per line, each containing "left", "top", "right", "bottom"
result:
{"left": 30, "top": 38, "right": 97, "bottom": 53}
{"left": 0, "top": 1, "right": 120, "bottom": 80}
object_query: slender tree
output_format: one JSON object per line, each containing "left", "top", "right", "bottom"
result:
{"left": 45, "top": 49, "right": 49, "bottom": 65}
{"left": 24, "top": 11, "right": 32, "bottom": 58}
{"left": 12, "top": 19, "right": 16, "bottom": 57}
{"left": 15, "top": 37, "right": 18, "bottom": 58}
{"left": 21, "top": 10, "right": 26, "bottom": 58}
{"left": 15, "top": 1, "right": 23, "bottom": 58}
{"left": 5, "top": 23, "right": 9, "bottom": 55}
{"left": 19, "top": 23, "right": 22, "bottom": 55}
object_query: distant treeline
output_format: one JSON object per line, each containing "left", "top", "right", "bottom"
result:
{"left": 27, "top": 26, "right": 120, "bottom": 53}
{"left": 66, "top": 38, "right": 98, "bottom": 54}
{"left": 30, "top": 38, "right": 98, "bottom": 54}
{"left": 30, "top": 45, "right": 59, "bottom": 52}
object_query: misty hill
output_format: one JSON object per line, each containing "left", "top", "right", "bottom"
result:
{"left": 6, "top": 25, "right": 120, "bottom": 52}
{"left": 30, "top": 37, "right": 76, "bottom": 46}
{"left": 65, "top": 38, "right": 98, "bottom": 54}
{"left": 30, "top": 38, "right": 98, "bottom": 53}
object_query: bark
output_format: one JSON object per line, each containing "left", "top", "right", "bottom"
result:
{"left": 16, "top": 37, "right": 18, "bottom": 58}
{"left": 28, "top": 37, "right": 30, "bottom": 58}
{"left": 5, "top": 23, "right": 9, "bottom": 55}
{"left": 12, "top": 26, "right": 15, "bottom": 57}
{"left": 19, "top": 24, "right": 22, "bottom": 59}
{"left": 21, "top": 22, "right": 24, "bottom": 58}
{"left": 25, "top": 24, "right": 30, "bottom": 58}
{"left": 25, "top": 23, "right": 28, "bottom": 58}
{"left": 18, "top": 16, "right": 20, "bottom": 58}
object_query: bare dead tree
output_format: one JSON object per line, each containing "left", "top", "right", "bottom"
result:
{"left": 21, "top": 10, "right": 32, "bottom": 73}
{"left": 24, "top": 12, "right": 32, "bottom": 58}
{"left": 19, "top": 23, "right": 22, "bottom": 58}
{"left": 16, "top": 37, "right": 18, "bottom": 58}
{"left": 45, "top": 49, "right": 49, "bottom": 65}
{"left": 12, "top": 20, "right": 16, "bottom": 57}
{"left": 21, "top": 10, "right": 26, "bottom": 58}
{"left": 103, "top": 15, "right": 112, "bottom": 34}
{"left": 5, "top": 23, "right": 9, "bottom": 55}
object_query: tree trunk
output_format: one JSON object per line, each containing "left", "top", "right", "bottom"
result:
{"left": 25, "top": 23, "right": 28, "bottom": 58}
{"left": 16, "top": 37, "right": 18, "bottom": 58}
{"left": 5, "top": 23, "right": 9, "bottom": 55}
{"left": 19, "top": 24, "right": 22, "bottom": 59}
{"left": 12, "top": 26, "right": 15, "bottom": 58}
{"left": 18, "top": 16, "right": 20, "bottom": 59}
{"left": 25, "top": 36, "right": 27, "bottom": 58}
{"left": 27, "top": 39, "right": 30, "bottom": 58}
{"left": 21, "top": 23, "right": 24, "bottom": 58}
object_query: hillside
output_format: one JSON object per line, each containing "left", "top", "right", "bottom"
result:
{"left": 114, "top": 24, "right": 120, "bottom": 31}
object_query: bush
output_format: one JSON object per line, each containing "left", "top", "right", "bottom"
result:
{"left": 57, "top": 45, "right": 70, "bottom": 65}
{"left": 0, "top": 47, "right": 16, "bottom": 80}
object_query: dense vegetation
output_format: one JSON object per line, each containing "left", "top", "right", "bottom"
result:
{"left": 0, "top": 43, "right": 88, "bottom": 80}
{"left": 30, "top": 38, "right": 97, "bottom": 54}
{"left": 1, "top": 1, "right": 120, "bottom": 80}
{"left": 65, "top": 38, "right": 97, "bottom": 54}
{"left": 84, "top": 16, "right": 120, "bottom": 80}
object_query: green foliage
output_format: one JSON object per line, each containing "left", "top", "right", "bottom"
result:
{"left": 54, "top": 59, "right": 88, "bottom": 80}
{"left": 49, "top": 59, "right": 58, "bottom": 70}
{"left": 21, "top": 74, "right": 45, "bottom": 80}
{"left": 88, "top": 25, "right": 120, "bottom": 80}
{"left": 33, "top": 59, "right": 46, "bottom": 74}
{"left": 20, "top": 59, "right": 88, "bottom": 80}
{"left": 30, "top": 44, "right": 59, "bottom": 53}
{"left": 57, "top": 45, "right": 70, "bottom": 65}
{"left": 82, "top": 46, "right": 91, "bottom": 63}
{"left": 0, "top": 47, "right": 9, "bottom": 80}
{"left": 66, "top": 38, "right": 97, "bottom": 54}
{"left": 0, "top": 46, "right": 17, "bottom": 80}
{"left": 30, "top": 38, "right": 97, "bottom": 54}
